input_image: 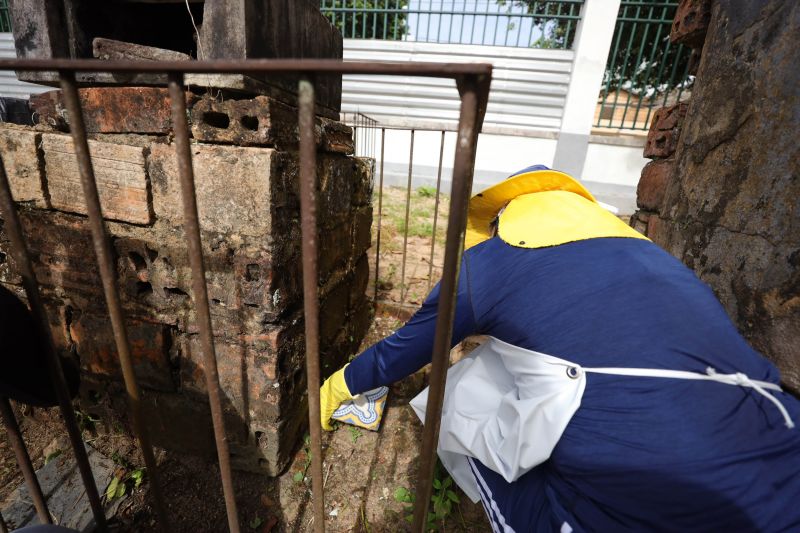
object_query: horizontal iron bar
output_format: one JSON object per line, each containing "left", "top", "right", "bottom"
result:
{"left": 0, "top": 58, "right": 492, "bottom": 77}
{"left": 325, "top": 8, "right": 581, "bottom": 20}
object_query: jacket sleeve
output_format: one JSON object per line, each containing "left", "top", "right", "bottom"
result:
{"left": 344, "top": 256, "right": 478, "bottom": 395}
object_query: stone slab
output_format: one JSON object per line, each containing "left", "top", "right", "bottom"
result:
{"left": 92, "top": 37, "right": 191, "bottom": 62}
{"left": 147, "top": 142, "right": 275, "bottom": 237}
{"left": 0, "top": 125, "right": 48, "bottom": 207}
{"left": 43, "top": 133, "right": 153, "bottom": 225}
{"left": 0, "top": 444, "right": 122, "bottom": 532}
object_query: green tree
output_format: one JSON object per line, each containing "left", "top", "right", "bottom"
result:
{"left": 320, "top": 0, "right": 409, "bottom": 40}
{"left": 498, "top": 0, "right": 691, "bottom": 95}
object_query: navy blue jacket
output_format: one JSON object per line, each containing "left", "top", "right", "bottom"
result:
{"left": 346, "top": 237, "right": 800, "bottom": 531}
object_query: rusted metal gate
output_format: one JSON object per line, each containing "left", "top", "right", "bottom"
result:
{"left": 0, "top": 58, "right": 490, "bottom": 533}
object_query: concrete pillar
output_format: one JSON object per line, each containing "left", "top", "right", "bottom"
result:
{"left": 553, "top": 0, "right": 621, "bottom": 179}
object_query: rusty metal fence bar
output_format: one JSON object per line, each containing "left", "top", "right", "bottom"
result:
{"left": 0, "top": 58, "right": 490, "bottom": 533}
{"left": 370, "top": 126, "right": 452, "bottom": 309}
{"left": 399, "top": 129, "right": 415, "bottom": 304}
{"left": 410, "top": 77, "right": 483, "bottom": 530}
{"left": 427, "top": 130, "right": 446, "bottom": 292}
{"left": 297, "top": 78, "right": 326, "bottom": 532}
{"left": 0, "top": 397, "right": 51, "bottom": 525}
{"left": 0, "top": 124, "right": 108, "bottom": 530}
{"left": 59, "top": 70, "right": 171, "bottom": 533}
{"left": 373, "top": 128, "right": 387, "bottom": 305}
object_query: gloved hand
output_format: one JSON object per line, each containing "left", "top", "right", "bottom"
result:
{"left": 320, "top": 364, "right": 354, "bottom": 431}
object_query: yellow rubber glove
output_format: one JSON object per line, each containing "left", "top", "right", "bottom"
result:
{"left": 319, "top": 364, "right": 354, "bottom": 431}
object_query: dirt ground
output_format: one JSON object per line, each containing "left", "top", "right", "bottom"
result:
{"left": 0, "top": 312, "right": 488, "bottom": 532}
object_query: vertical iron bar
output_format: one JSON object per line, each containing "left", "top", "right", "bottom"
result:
{"left": 480, "top": 0, "right": 491, "bottom": 45}
{"left": 426, "top": 0, "right": 433, "bottom": 41}
{"left": 469, "top": 0, "right": 477, "bottom": 45}
{"left": 427, "top": 131, "right": 446, "bottom": 292}
{"left": 362, "top": 2, "right": 367, "bottom": 38}
{"left": 620, "top": 4, "right": 653, "bottom": 128}
{"left": 298, "top": 79, "right": 326, "bottom": 533}
{"left": 166, "top": 73, "right": 241, "bottom": 533}
{"left": 607, "top": 6, "right": 638, "bottom": 127}
{"left": 393, "top": 0, "right": 400, "bottom": 40}
{"left": 373, "top": 128, "right": 386, "bottom": 304}
{"left": 411, "top": 77, "right": 480, "bottom": 533}
{"left": 351, "top": 0, "right": 356, "bottom": 38}
{"left": 371, "top": 0, "right": 377, "bottom": 38}
{"left": 492, "top": 0, "right": 500, "bottom": 45}
{"left": 0, "top": 134, "right": 107, "bottom": 533}
{"left": 400, "top": 129, "right": 415, "bottom": 304}
{"left": 597, "top": 3, "right": 625, "bottom": 127}
{"left": 437, "top": 0, "right": 444, "bottom": 42}
{"left": 663, "top": 43, "right": 685, "bottom": 107}
{"left": 674, "top": 45, "right": 691, "bottom": 103}
{"left": 630, "top": 6, "right": 665, "bottom": 129}
{"left": 383, "top": 0, "right": 389, "bottom": 39}
{"left": 565, "top": 2, "right": 575, "bottom": 50}
{"left": 59, "top": 72, "right": 169, "bottom": 532}
{"left": 644, "top": 6, "right": 674, "bottom": 128}
{"left": 0, "top": 397, "right": 51, "bottom": 525}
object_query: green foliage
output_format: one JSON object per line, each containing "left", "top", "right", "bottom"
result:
{"left": 44, "top": 449, "right": 63, "bottom": 465}
{"left": 249, "top": 516, "right": 264, "bottom": 530}
{"left": 105, "top": 462, "right": 146, "bottom": 503}
{"left": 294, "top": 433, "right": 313, "bottom": 484}
{"left": 321, "top": 0, "right": 409, "bottom": 40}
{"left": 500, "top": 0, "right": 690, "bottom": 93}
{"left": 416, "top": 185, "right": 437, "bottom": 198}
{"left": 393, "top": 461, "right": 462, "bottom": 531}
{"left": 74, "top": 408, "right": 100, "bottom": 433}
{"left": 348, "top": 426, "right": 363, "bottom": 444}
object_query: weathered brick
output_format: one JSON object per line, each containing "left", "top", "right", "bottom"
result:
{"left": 148, "top": 142, "right": 275, "bottom": 237}
{"left": 320, "top": 118, "right": 355, "bottom": 155}
{"left": 29, "top": 91, "right": 68, "bottom": 131}
{"left": 318, "top": 154, "right": 359, "bottom": 224}
{"left": 320, "top": 282, "right": 350, "bottom": 345}
{"left": 636, "top": 158, "right": 674, "bottom": 211}
{"left": 643, "top": 103, "right": 688, "bottom": 159}
{"left": 191, "top": 95, "right": 297, "bottom": 147}
{"left": 670, "top": 0, "right": 712, "bottom": 48}
{"left": 0, "top": 125, "right": 48, "bottom": 207}
{"left": 318, "top": 222, "right": 351, "bottom": 280}
{"left": 43, "top": 133, "right": 153, "bottom": 224}
{"left": 180, "top": 334, "right": 281, "bottom": 423}
{"left": 352, "top": 206, "right": 374, "bottom": 258}
{"left": 349, "top": 253, "right": 371, "bottom": 309}
{"left": 629, "top": 211, "right": 651, "bottom": 236}
{"left": 11, "top": 210, "right": 103, "bottom": 301}
{"left": 352, "top": 157, "right": 375, "bottom": 206}
{"left": 69, "top": 313, "right": 174, "bottom": 391}
{"left": 77, "top": 87, "right": 177, "bottom": 134}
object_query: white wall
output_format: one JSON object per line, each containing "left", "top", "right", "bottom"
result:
{"left": 342, "top": 39, "right": 573, "bottom": 134}
{"left": 0, "top": 33, "right": 51, "bottom": 99}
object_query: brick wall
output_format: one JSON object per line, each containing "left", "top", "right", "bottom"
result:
{"left": 630, "top": 0, "right": 800, "bottom": 394}
{"left": 0, "top": 88, "right": 374, "bottom": 474}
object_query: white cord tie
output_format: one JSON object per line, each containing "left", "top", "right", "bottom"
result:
{"left": 582, "top": 366, "right": 796, "bottom": 429}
